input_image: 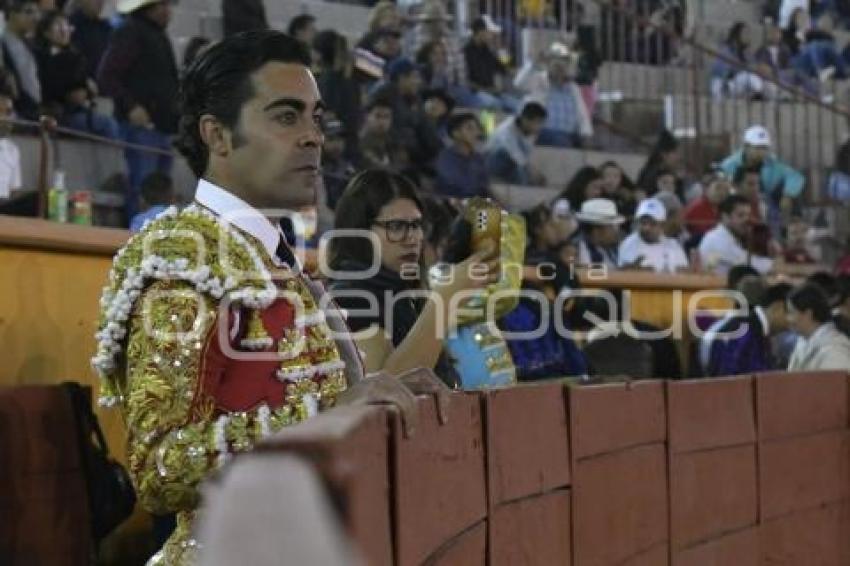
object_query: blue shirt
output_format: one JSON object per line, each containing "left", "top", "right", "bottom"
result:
{"left": 130, "top": 204, "right": 168, "bottom": 232}
{"left": 545, "top": 84, "right": 579, "bottom": 134}
{"left": 435, "top": 145, "right": 489, "bottom": 198}
{"left": 485, "top": 117, "right": 534, "bottom": 184}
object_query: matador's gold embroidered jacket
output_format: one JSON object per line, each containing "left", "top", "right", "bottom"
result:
{"left": 92, "top": 203, "right": 363, "bottom": 564}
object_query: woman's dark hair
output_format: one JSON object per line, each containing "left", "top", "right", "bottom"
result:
{"left": 835, "top": 141, "right": 850, "bottom": 176}
{"left": 786, "top": 7, "right": 806, "bottom": 32}
{"left": 789, "top": 283, "right": 833, "bottom": 323}
{"left": 726, "top": 21, "right": 749, "bottom": 56}
{"left": 638, "top": 130, "right": 679, "bottom": 189}
{"left": 599, "top": 160, "right": 636, "bottom": 190}
{"left": 523, "top": 203, "right": 552, "bottom": 248}
{"left": 330, "top": 170, "right": 424, "bottom": 268}
{"left": 175, "top": 31, "right": 312, "bottom": 177}
{"left": 287, "top": 14, "right": 315, "bottom": 38}
{"left": 183, "top": 36, "right": 211, "bottom": 70}
{"left": 419, "top": 195, "right": 458, "bottom": 249}
{"left": 313, "top": 29, "right": 347, "bottom": 69}
{"left": 35, "top": 10, "right": 64, "bottom": 50}
{"left": 561, "top": 166, "right": 602, "bottom": 211}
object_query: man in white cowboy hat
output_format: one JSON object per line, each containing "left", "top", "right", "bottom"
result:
{"left": 410, "top": 0, "right": 467, "bottom": 89}
{"left": 98, "top": 0, "right": 179, "bottom": 221}
{"left": 514, "top": 41, "right": 593, "bottom": 148}
{"left": 574, "top": 197, "right": 624, "bottom": 267}
{"left": 618, "top": 197, "right": 689, "bottom": 272}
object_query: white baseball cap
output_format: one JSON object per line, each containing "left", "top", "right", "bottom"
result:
{"left": 635, "top": 198, "right": 667, "bottom": 222}
{"left": 743, "top": 125, "right": 771, "bottom": 147}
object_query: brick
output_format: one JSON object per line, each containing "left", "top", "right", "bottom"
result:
{"left": 484, "top": 382, "right": 570, "bottom": 506}
{"left": 756, "top": 371, "right": 848, "bottom": 441}
{"left": 569, "top": 381, "right": 666, "bottom": 461}
{"left": 759, "top": 501, "right": 850, "bottom": 566}
{"left": 427, "top": 521, "right": 487, "bottom": 566}
{"left": 573, "top": 444, "right": 668, "bottom": 566}
{"left": 670, "top": 445, "right": 757, "bottom": 550}
{"left": 621, "top": 542, "right": 669, "bottom": 566}
{"left": 392, "top": 394, "right": 487, "bottom": 566}
{"left": 759, "top": 430, "right": 850, "bottom": 520}
{"left": 672, "top": 527, "right": 758, "bottom": 566}
{"left": 489, "top": 489, "right": 571, "bottom": 566}
{"left": 667, "top": 377, "right": 755, "bottom": 453}
{"left": 258, "top": 405, "right": 393, "bottom": 566}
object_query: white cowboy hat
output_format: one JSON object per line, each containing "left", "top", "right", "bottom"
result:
{"left": 416, "top": 0, "right": 453, "bottom": 22}
{"left": 547, "top": 41, "right": 579, "bottom": 61}
{"left": 118, "top": 0, "right": 163, "bottom": 14}
{"left": 575, "top": 198, "right": 625, "bottom": 225}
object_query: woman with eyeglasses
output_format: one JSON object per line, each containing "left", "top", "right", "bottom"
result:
{"left": 327, "top": 170, "right": 499, "bottom": 384}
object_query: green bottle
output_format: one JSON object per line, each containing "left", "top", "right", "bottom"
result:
{"left": 48, "top": 170, "right": 68, "bottom": 223}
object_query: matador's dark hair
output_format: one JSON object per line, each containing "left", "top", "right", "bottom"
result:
{"left": 175, "top": 30, "right": 311, "bottom": 177}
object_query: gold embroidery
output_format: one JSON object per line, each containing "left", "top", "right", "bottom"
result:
{"left": 98, "top": 208, "right": 350, "bottom": 565}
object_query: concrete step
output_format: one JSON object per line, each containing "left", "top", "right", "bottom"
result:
{"left": 666, "top": 95, "right": 846, "bottom": 172}
{"left": 699, "top": 0, "right": 761, "bottom": 29}
{"left": 597, "top": 62, "right": 708, "bottom": 99}
{"left": 529, "top": 147, "right": 647, "bottom": 189}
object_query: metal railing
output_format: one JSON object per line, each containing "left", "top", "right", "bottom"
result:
{"left": 4, "top": 115, "right": 174, "bottom": 220}
{"left": 469, "top": 0, "right": 850, "bottom": 201}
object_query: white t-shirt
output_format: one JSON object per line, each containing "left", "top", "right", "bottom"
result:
{"left": 698, "top": 223, "right": 773, "bottom": 276}
{"left": 0, "top": 138, "right": 21, "bottom": 199}
{"left": 618, "top": 232, "right": 689, "bottom": 272}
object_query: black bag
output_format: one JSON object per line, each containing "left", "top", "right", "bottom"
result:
{"left": 63, "top": 382, "right": 136, "bottom": 542}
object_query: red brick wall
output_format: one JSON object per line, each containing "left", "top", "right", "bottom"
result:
{"left": 265, "top": 372, "right": 850, "bottom": 565}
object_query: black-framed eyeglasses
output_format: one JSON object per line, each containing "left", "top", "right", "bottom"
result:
{"left": 373, "top": 218, "right": 424, "bottom": 243}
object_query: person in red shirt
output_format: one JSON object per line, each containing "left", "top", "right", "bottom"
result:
{"left": 684, "top": 168, "right": 731, "bottom": 239}
{"left": 784, "top": 216, "right": 816, "bottom": 264}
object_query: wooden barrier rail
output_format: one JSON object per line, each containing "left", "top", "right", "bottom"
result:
{"left": 258, "top": 373, "right": 850, "bottom": 565}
